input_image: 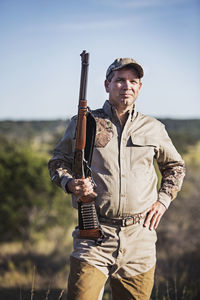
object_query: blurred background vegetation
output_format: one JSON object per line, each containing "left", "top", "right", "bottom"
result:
{"left": 0, "top": 119, "right": 200, "bottom": 300}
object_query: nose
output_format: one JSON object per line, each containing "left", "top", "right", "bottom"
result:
{"left": 123, "top": 80, "right": 131, "bottom": 90}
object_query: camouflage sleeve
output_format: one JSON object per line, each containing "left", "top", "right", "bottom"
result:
{"left": 156, "top": 124, "right": 186, "bottom": 208}
{"left": 48, "top": 117, "right": 77, "bottom": 193}
{"left": 158, "top": 163, "right": 186, "bottom": 206}
{"left": 48, "top": 159, "right": 73, "bottom": 187}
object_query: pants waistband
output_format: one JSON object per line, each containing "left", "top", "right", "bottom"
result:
{"left": 99, "top": 213, "right": 146, "bottom": 227}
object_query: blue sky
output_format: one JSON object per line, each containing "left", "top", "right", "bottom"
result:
{"left": 0, "top": 0, "right": 199, "bottom": 120}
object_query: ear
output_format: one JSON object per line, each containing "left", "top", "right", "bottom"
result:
{"left": 104, "top": 79, "right": 110, "bottom": 93}
{"left": 139, "top": 82, "right": 142, "bottom": 90}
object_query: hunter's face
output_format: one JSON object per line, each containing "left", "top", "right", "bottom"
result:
{"left": 105, "top": 68, "right": 142, "bottom": 111}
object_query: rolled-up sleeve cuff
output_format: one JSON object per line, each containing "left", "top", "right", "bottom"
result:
{"left": 158, "top": 192, "right": 171, "bottom": 209}
{"left": 61, "top": 176, "right": 73, "bottom": 194}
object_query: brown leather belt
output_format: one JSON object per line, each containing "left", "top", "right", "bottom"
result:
{"left": 99, "top": 213, "right": 145, "bottom": 227}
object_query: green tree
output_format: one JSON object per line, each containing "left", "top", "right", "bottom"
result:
{"left": 0, "top": 135, "right": 74, "bottom": 242}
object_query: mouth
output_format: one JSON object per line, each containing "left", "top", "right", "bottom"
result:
{"left": 120, "top": 93, "right": 133, "bottom": 97}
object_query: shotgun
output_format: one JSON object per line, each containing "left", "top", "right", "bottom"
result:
{"left": 72, "top": 50, "right": 103, "bottom": 243}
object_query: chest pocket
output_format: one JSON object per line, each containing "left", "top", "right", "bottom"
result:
{"left": 127, "top": 134, "right": 158, "bottom": 171}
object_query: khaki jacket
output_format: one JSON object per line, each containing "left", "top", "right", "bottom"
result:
{"left": 48, "top": 100, "right": 185, "bottom": 217}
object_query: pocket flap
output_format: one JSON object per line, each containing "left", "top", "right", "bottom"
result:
{"left": 130, "top": 134, "right": 158, "bottom": 147}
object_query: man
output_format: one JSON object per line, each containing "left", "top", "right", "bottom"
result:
{"left": 48, "top": 57, "right": 185, "bottom": 300}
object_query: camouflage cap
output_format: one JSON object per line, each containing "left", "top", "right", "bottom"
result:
{"left": 106, "top": 57, "right": 144, "bottom": 79}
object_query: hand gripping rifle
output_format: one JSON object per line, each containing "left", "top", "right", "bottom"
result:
{"left": 72, "top": 50, "right": 104, "bottom": 244}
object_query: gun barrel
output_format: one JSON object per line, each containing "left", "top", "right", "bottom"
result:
{"left": 73, "top": 51, "right": 90, "bottom": 177}
{"left": 79, "top": 51, "right": 89, "bottom": 101}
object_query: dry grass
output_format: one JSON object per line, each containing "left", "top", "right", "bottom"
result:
{"left": 0, "top": 225, "right": 74, "bottom": 290}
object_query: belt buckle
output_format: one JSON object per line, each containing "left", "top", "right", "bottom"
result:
{"left": 122, "top": 217, "right": 134, "bottom": 227}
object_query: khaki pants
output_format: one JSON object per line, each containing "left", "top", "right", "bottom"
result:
{"left": 67, "top": 256, "right": 155, "bottom": 300}
{"left": 67, "top": 223, "right": 157, "bottom": 299}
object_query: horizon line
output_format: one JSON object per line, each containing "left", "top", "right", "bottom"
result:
{"left": 0, "top": 116, "right": 200, "bottom": 122}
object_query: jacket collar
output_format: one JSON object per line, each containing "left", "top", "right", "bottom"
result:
{"left": 103, "top": 100, "right": 137, "bottom": 123}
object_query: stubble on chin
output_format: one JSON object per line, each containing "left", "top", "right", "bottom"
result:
{"left": 119, "top": 95, "right": 136, "bottom": 107}
{"left": 109, "top": 94, "right": 136, "bottom": 111}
